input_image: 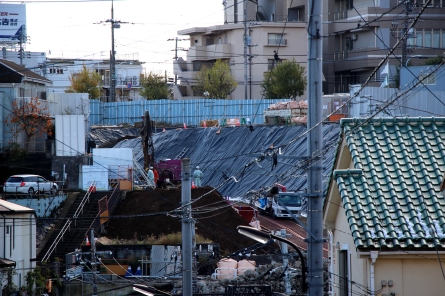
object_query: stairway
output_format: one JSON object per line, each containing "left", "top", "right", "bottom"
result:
{"left": 37, "top": 191, "right": 117, "bottom": 262}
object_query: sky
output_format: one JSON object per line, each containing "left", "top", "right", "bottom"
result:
{"left": 4, "top": 0, "right": 224, "bottom": 74}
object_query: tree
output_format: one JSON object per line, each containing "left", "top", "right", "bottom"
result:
{"left": 65, "top": 64, "right": 102, "bottom": 99}
{"left": 195, "top": 59, "right": 238, "bottom": 99}
{"left": 261, "top": 59, "right": 307, "bottom": 100}
{"left": 6, "top": 96, "right": 53, "bottom": 150}
{"left": 424, "top": 55, "right": 444, "bottom": 65}
{"left": 139, "top": 71, "right": 170, "bottom": 100}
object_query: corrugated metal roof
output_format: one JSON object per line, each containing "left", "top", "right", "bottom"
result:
{"left": 0, "top": 199, "right": 35, "bottom": 213}
{"left": 333, "top": 117, "right": 445, "bottom": 250}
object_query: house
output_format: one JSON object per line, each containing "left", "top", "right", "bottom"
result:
{"left": 0, "top": 59, "right": 52, "bottom": 150}
{"left": 324, "top": 117, "right": 445, "bottom": 296}
{"left": 45, "top": 58, "right": 145, "bottom": 102}
{"left": 0, "top": 199, "right": 37, "bottom": 288}
{"left": 175, "top": 0, "right": 307, "bottom": 100}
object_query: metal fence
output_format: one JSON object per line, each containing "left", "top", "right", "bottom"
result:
{"left": 89, "top": 99, "right": 285, "bottom": 127}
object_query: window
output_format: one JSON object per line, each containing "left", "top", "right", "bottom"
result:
{"left": 433, "top": 31, "right": 440, "bottom": 48}
{"left": 234, "top": 0, "right": 238, "bottom": 23}
{"left": 442, "top": 32, "right": 445, "bottom": 48}
{"left": 416, "top": 31, "right": 423, "bottom": 48}
{"left": 6, "top": 225, "right": 11, "bottom": 234}
{"left": 345, "top": 37, "right": 353, "bottom": 51}
{"left": 424, "top": 31, "right": 432, "bottom": 48}
{"left": 338, "top": 250, "right": 349, "bottom": 296}
{"left": 268, "top": 33, "right": 287, "bottom": 45}
{"left": 419, "top": 72, "right": 436, "bottom": 85}
{"left": 346, "top": 0, "right": 353, "bottom": 10}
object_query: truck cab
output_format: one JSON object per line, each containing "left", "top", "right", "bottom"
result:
{"left": 256, "top": 191, "right": 302, "bottom": 219}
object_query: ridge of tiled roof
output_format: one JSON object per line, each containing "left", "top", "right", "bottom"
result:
{"left": 334, "top": 117, "right": 445, "bottom": 250}
{"left": 0, "top": 59, "right": 51, "bottom": 83}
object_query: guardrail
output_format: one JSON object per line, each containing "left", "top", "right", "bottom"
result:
{"left": 84, "top": 184, "right": 120, "bottom": 242}
{"left": 41, "top": 181, "right": 96, "bottom": 262}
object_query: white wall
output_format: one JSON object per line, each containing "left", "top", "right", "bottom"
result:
{"left": 0, "top": 213, "right": 36, "bottom": 288}
{"left": 55, "top": 115, "right": 86, "bottom": 156}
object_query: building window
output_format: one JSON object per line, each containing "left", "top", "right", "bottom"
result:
{"left": 346, "top": 0, "right": 353, "bottom": 10}
{"left": 345, "top": 37, "right": 353, "bottom": 51}
{"left": 268, "top": 33, "right": 287, "bottom": 45}
{"left": 433, "top": 31, "right": 440, "bottom": 48}
{"left": 425, "top": 31, "right": 432, "bottom": 48}
{"left": 416, "top": 31, "right": 423, "bottom": 48}
{"left": 288, "top": 6, "right": 305, "bottom": 22}
{"left": 338, "top": 250, "right": 349, "bottom": 296}
{"left": 442, "top": 32, "right": 445, "bottom": 48}
{"left": 6, "top": 225, "right": 11, "bottom": 234}
{"left": 234, "top": 0, "right": 238, "bottom": 23}
{"left": 419, "top": 72, "right": 436, "bottom": 85}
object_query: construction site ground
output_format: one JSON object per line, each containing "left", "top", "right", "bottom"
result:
{"left": 104, "top": 186, "right": 255, "bottom": 255}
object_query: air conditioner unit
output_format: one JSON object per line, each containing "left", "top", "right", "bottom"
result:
{"left": 351, "top": 34, "right": 358, "bottom": 41}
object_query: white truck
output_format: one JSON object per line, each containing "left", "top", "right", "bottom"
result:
{"left": 255, "top": 192, "right": 302, "bottom": 219}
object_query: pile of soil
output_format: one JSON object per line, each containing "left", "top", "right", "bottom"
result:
{"left": 105, "top": 186, "right": 254, "bottom": 254}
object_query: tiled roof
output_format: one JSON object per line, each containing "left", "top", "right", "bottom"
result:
{"left": 334, "top": 117, "right": 445, "bottom": 250}
{"left": 0, "top": 59, "right": 51, "bottom": 84}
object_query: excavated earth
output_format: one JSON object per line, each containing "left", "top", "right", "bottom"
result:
{"left": 105, "top": 186, "right": 254, "bottom": 254}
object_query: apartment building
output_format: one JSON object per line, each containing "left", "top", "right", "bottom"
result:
{"left": 46, "top": 58, "right": 144, "bottom": 102}
{"left": 318, "top": 0, "right": 445, "bottom": 93}
{"left": 175, "top": 0, "right": 307, "bottom": 100}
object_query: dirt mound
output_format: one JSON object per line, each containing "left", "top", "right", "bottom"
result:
{"left": 105, "top": 186, "right": 254, "bottom": 254}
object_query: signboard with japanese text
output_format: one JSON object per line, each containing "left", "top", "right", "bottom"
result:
{"left": 0, "top": 4, "right": 26, "bottom": 43}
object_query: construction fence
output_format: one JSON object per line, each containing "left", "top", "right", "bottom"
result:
{"left": 88, "top": 99, "right": 285, "bottom": 127}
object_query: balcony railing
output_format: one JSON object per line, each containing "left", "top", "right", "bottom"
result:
{"left": 333, "top": 10, "right": 348, "bottom": 21}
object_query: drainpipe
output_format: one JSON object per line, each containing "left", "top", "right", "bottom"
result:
{"left": 2, "top": 214, "right": 5, "bottom": 258}
{"left": 327, "top": 229, "right": 334, "bottom": 295}
{"left": 370, "top": 251, "right": 379, "bottom": 295}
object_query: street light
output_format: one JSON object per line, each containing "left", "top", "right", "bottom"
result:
{"left": 237, "top": 226, "right": 307, "bottom": 293}
{"left": 133, "top": 284, "right": 171, "bottom": 296}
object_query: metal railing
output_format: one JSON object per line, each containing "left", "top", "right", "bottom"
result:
{"left": 41, "top": 181, "right": 96, "bottom": 262}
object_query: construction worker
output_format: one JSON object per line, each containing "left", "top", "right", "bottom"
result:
{"left": 153, "top": 166, "right": 159, "bottom": 187}
{"left": 147, "top": 166, "right": 155, "bottom": 187}
{"left": 193, "top": 166, "right": 203, "bottom": 187}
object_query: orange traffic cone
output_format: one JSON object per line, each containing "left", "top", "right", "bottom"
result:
{"left": 203, "top": 121, "right": 207, "bottom": 128}
{"left": 183, "top": 122, "right": 187, "bottom": 129}
{"left": 85, "top": 235, "right": 90, "bottom": 246}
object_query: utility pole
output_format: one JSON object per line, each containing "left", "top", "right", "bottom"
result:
{"left": 181, "top": 158, "right": 193, "bottom": 296}
{"left": 278, "top": 229, "right": 291, "bottom": 295}
{"left": 90, "top": 230, "right": 98, "bottom": 296}
{"left": 307, "top": 0, "right": 324, "bottom": 295}
{"left": 401, "top": 0, "right": 417, "bottom": 67}
{"left": 95, "top": 0, "right": 131, "bottom": 102}
{"left": 243, "top": 1, "right": 248, "bottom": 100}
{"left": 167, "top": 37, "right": 189, "bottom": 85}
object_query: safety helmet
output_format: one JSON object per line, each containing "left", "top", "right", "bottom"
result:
{"left": 196, "top": 166, "right": 200, "bottom": 169}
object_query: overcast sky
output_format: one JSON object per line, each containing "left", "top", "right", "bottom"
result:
{"left": 11, "top": 0, "right": 224, "bottom": 73}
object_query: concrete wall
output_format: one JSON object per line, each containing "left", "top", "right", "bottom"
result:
{"left": 52, "top": 156, "right": 91, "bottom": 190}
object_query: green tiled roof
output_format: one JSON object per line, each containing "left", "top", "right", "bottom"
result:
{"left": 334, "top": 117, "right": 445, "bottom": 250}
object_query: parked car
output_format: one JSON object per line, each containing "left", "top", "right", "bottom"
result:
{"left": 3, "top": 174, "right": 58, "bottom": 195}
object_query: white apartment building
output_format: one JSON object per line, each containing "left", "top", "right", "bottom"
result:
{"left": 175, "top": 0, "right": 307, "bottom": 100}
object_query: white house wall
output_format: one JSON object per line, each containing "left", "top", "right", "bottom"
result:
{"left": 0, "top": 213, "right": 36, "bottom": 288}
{"left": 47, "top": 92, "right": 90, "bottom": 116}
{"left": 92, "top": 148, "right": 133, "bottom": 179}
{"left": 55, "top": 115, "right": 86, "bottom": 156}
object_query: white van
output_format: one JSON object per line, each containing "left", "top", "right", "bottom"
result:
{"left": 256, "top": 192, "right": 302, "bottom": 219}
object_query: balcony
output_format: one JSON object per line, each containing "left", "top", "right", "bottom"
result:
{"left": 187, "top": 43, "right": 232, "bottom": 61}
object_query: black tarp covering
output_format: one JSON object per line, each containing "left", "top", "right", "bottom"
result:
{"left": 112, "top": 124, "right": 341, "bottom": 204}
